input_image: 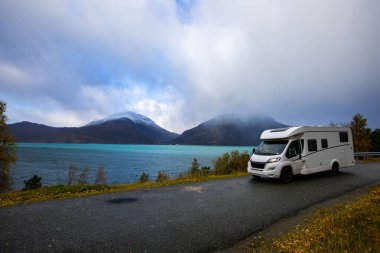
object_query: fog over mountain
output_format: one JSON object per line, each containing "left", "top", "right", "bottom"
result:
{"left": 172, "top": 114, "right": 288, "bottom": 145}
{"left": 88, "top": 111, "right": 159, "bottom": 127}
{"left": 1, "top": 1, "right": 380, "bottom": 132}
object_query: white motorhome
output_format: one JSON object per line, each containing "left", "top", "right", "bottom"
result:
{"left": 247, "top": 126, "right": 355, "bottom": 183}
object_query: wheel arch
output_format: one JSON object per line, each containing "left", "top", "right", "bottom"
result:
{"left": 279, "top": 162, "right": 294, "bottom": 174}
{"left": 331, "top": 159, "right": 340, "bottom": 168}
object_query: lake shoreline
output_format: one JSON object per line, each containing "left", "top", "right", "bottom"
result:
{"left": 11, "top": 143, "right": 254, "bottom": 190}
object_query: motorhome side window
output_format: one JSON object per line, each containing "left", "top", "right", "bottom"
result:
{"left": 321, "top": 139, "right": 328, "bottom": 149}
{"left": 308, "top": 139, "right": 317, "bottom": 152}
{"left": 339, "top": 132, "right": 349, "bottom": 142}
{"left": 286, "top": 140, "right": 301, "bottom": 158}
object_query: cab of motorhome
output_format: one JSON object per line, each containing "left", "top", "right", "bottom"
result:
{"left": 247, "top": 126, "right": 355, "bottom": 183}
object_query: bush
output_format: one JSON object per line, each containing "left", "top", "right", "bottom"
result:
{"left": 213, "top": 152, "right": 231, "bottom": 174}
{"left": 212, "top": 150, "right": 250, "bottom": 175}
{"left": 67, "top": 164, "right": 91, "bottom": 186}
{"left": 200, "top": 166, "right": 211, "bottom": 176}
{"left": 23, "top": 175, "right": 42, "bottom": 191}
{"left": 156, "top": 170, "right": 170, "bottom": 182}
{"left": 185, "top": 159, "right": 211, "bottom": 177}
{"left": 138, "top": 172, "right": 149, "bottom": 183}
{"left": 187, "top": 158, "right": 201, "bottom": 177}
{"left": 95, "top": 164, "right": 107, "bottom": 184}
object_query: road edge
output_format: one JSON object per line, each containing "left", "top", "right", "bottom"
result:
{"left": 215, "top": 181, "right": 380, "bottom": 253}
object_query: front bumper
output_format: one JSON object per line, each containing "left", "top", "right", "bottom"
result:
{"left": 247, "top": 161, "right": 280, "bottom": 178}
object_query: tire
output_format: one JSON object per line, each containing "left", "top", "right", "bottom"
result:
{"left": 280, "top": 167, "right": 293, "bottom": 183}
{"left": 331, "top": 163, "right": 339, "bottom": 176}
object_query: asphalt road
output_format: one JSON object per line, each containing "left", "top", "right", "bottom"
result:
{"left": 1, "top": 163, "right": 380, "bottom": 253}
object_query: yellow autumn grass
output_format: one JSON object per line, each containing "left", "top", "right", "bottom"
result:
{"left": 247, "top": 185, "right": 380, "bottom": 253}
{"left": 356, "top": 156, "right": 380, "bottom": 163}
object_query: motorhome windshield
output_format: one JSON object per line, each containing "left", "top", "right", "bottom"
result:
{"left": 254, "top": 140, "right": 289, "bottom": 155}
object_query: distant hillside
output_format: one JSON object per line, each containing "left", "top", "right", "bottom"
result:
{"left": 9, "top": 112, "right": 288, "bottom": 145}
{"left": 9, "top": 112, "right": 178, "bottom": 144}
{"left": 172, "top": 114, "right": 288, "bottom": 146}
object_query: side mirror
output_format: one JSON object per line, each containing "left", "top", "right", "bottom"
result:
{"left": 299, "top": 154, "right": 302, "bottom": 159}
{"left": 252, "top": 148, "right": 256, "bottom": 154}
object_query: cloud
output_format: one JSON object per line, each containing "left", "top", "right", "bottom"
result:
{"left": 0, "top": 62, "right": 33, "bottom": 88}
{"left": 0, "top": 0, "right": 379, "bottom": 132}
{"left": 77, "top": 83, "right": 186, "bottom": 131}
{"left": 174, "top": 0, "right": 380, "bottom": 127}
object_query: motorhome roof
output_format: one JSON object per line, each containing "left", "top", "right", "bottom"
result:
{"left": 260, "top": 126, "right": 350, "bottom": 140}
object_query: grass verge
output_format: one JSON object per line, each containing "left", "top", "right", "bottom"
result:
{"left": 356, "top": 157, "right": 380, "bottom": 163}
{"left": 246, "top": 185, "right": 380, "bottom": 253}
{"left": 0, "top": 172, "right": 247, "bottom": 207}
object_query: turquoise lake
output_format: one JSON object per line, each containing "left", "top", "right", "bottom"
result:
{"left": 11, "top": 143, "right": 253, "bottom": 189}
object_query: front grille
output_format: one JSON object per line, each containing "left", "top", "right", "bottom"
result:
{"left": 250, "top": 161, "right": 266, "bottom": 169}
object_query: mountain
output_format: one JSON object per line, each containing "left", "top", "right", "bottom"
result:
{"left": 9, "top": 112, "right": 288, "bottom": 145}
{"left": 172, "top": 114, "right": 288, "bottom": 146}
{"left": 88, "top": 111, "right": 158, "bottom": 127}
{"left": 9, "top": 112, "right": 178, "bottom": 144}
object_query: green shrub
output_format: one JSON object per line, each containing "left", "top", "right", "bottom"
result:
{"left": 200, "top": 166, "right": 211, "bottom": 176}
{"left": 234, "top": 150, "right": 250, "bottom": 172}
{"left": 23, "top": 175, "right": 42, "bottom": 191}
{"left": 212, "top": 150, "right": 250, "bottom": 175}
{"left": 156, "top": 170, "right": 170, "bottom": 182}
{"left": 138, "top": 172, "right": 149, "bottom": 183}
{"left": 187, "top": 158, "right": 201, "bottom": 177}
{"left": 213, "top": 152, "right": 231, "bottom": 174}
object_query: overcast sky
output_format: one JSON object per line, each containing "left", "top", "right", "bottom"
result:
{"left": 1, "top": 0, "right": 379, "bottom": 133}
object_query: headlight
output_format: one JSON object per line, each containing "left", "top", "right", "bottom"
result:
{"left": 267, "top": 157, "right": 281, "bottom": 163}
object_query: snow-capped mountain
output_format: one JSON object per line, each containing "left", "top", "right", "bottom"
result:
{"left": 88, "top": 111, "right": 159, "bottom": 128}
{"left": 9, "top": 111, "right": 179, "bottom": 144}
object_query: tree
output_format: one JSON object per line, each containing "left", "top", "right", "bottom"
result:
{"left": 67, "top": 164, "right": 78, "bottom": 185}
{"left": 95, "top": 164, "right": 107, "bottom": 184}
{"left": 188, "top": 158, "right": 200, "bottom": 176}
{"left": 0, "top": 101, "right": 17, "bottom": 192}
{"left": 349, "top": 113, "right": 371, "bottom": 152}
{"left": 78, "top": 166, "right": 89, "bottom": 185}
{"left": 370, "top": 129, "right": 380, "bottom": 152}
